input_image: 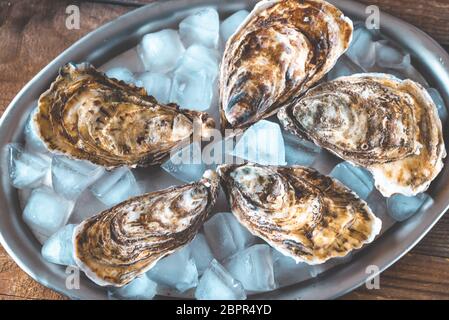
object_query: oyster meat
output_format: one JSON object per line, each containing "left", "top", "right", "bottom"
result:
{"left": 217, "top": 163, "right": 381, "bottom": 264}
{"left": 35, "top": 63, "right": 215, "bottom": 168}
{"left": 73, "top": 170, "right": 219, "bottom": 287}
{"left": 278, "top": 73, "right": 446, "bottom": 197}
{"left": 219, "top": 0, "right": 353, "bottom": 131}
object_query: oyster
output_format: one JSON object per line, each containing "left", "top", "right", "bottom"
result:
{"left": 219, "top": 0, "right": 353, "bottom": 131}
{"left": 278, "top": 73, "right": 446, "bottom": 197}
{"left": 73, "top": 170, "right": 219, "bottom": 287}
{"left": 35, "top": 63, "right": 215, "bottom": 169}
{"left": 217, "top": 163, "right": 381, "bottom": 264}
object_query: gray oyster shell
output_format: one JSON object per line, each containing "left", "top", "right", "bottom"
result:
{"left": 278, "top": 73, "right": 446, "bottom": 197}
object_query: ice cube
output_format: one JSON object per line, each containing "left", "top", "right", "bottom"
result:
{"left": 375, "top": 40, "right": 410, "bottom": 69}
{"left": 24, "top": 108, "right": 48, "bottom": 154}
{"left": 52, "top": 156, "right": 104, "bottom": 200}
{"left": 161, "top": 142, "right": 207, "bottom": 183}
{"left": 147, "top": 246, "right": 198, "bottom": 293}
{"left": 346, "top": 26, "right": 376, "bottom": 69}
{"left": 427, "top": 88, "right": 448, "bottom": 123}
{"left": 387, "top": 193, "right": 433, "bottom": 222}
{"left": 99, "top": 48, "right": 145, "bottom": 74}
{"left": 169, "top": 45, "right": 219, "bottom": 111}
{"left": 23, "top": 187, "right": 74, "bottom": 238}
{"left": 189, "top": 233, "right": 214, "bottom": 275}
{"left": 224, "top": 244, "right": 276, "bottom": 292}
{"left": 105, "top": 67, "right": 135, "bottom": 84}
{"left": 177, "top": 44, "right": 219, "bottom": 80}
{"left": 41, "top": 224, "right": 76, "bottom": 266}
{"left": 195, "top": 259, "right": 246, "bottom": 300}
{"left": 203, "top": 212, "right": 256, "bottom": 261}
{"left": 136, "top": 72, "right": 171, "bottom": 104}
{"left": 272, "top": 249, "right": 313, "bottom": 287}
{"left": 330, "top": 161, "right": 374, "bottom": 200}
{"left": 7, "top": 143, "right": 50, "bottom": 189}
{"left": 220, "top": 10, "right": 249, "bottom": 42}
{"left": 137, "top": 29, "right": 185, "bottom": 73}
{"left": 328, "top": 54, "right": 365, "bottom": 80}
{"left": 109, "top": 275, "right": 157, "bottom": 300}
{"left": 231, "top": 120, "right": 286, "bottom": 165}
{"left": 284, "top": 132, "right": 321, "bottom": 166}
{"left": 89, "top": 168, "right": 140, "bottom": 207}
{"left": 179, "top": 8, "right": 220, "bottom": 49}
{"left": 309, "top": 253, "right": 353, "bottom": 278}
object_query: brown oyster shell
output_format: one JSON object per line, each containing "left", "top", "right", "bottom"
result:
{"left": 73, "top": 170, "right": 219, "bottom": 287}
{"left": 35, "top": 63, "right": 215, "bottom": 169}
{"left": 219, "top": 0, "right": 353, "bottom": 131}
{"left": 217, "top": 163, "right": 381, "bottom": 264}
{"left": 278, "top": 73, "right": 446, "bottom": 197}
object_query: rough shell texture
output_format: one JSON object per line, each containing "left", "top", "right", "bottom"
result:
{"left": 219, "top": 0, "right": 353, "bottom": 131}
{"left": 278, "top": 73, "right": 446, "bottom": 197}
{"left": 35, "top": 63, "right": 215, "bottom": 169}
{"left": 73, "top": 170, "right": 220, "bottom": 287}
{"left": 217, "top": 163, "right": 381, "bottom": 264}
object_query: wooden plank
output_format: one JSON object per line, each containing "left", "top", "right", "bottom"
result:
{"left": 343, "top": 253, "right": 449, "bottom": 299}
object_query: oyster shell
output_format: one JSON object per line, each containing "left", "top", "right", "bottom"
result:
{"left": 219, "top": 0, "right": 353, "bottom": 131}
{"left": 73, "top": 170, "right": 219, "bottom": 287}
{"left": 35, "top": 63, "right": 215, "bottom": 169}
{"left": 217, "top": 163, "right": 381, "bottom": 264}
{"left": 278, "top": 73, "right": 446, "bottom": 197}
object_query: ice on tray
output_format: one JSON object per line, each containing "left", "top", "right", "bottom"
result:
{"left": 147, "top": 246, "right": 198, "bottom": 293}
{"left": 24, "top": 108, "right": 48, "bottom": 154}
{"left": 23, "top": 187, "right": 74, "bottom": 239}
{"left": 138, "top": 29, "right": 185, "bottom": 73}
{"left": 203, "top": 212, "right": 256, "bottom": 261}
{"left": 189, "top": 233, "right": 214, "bottom": 275}
{"left": 89, "top": 168, "right": 141, "bottom": 207}
{"left": 346, "top": 25, "right": 376, "bottom": 69}
{"left": 162, "top": 142, "right": 207, "bottom": 183}
{"left": 330, "top": 161, "right": 374, "bottom": 200}
{"left": 179, "top": 8, "right": 220, "bottom": 49}
{"left": 136, "top": 72, "right": 171, "bottom": 104}
{"left": 169, "top": 45, "right": 219, "bottom": 111}
{"left": 272, "top": 249, "right": 313, "bottom": 287}
{"left": 386, "top": 193, "right": 433, "bottom": 222}
{"left": 105, "top": 67, "right": 135, "bottom": 84}
{"left": 7, "top": 143, "right": 50, "bottom": 189}
{"left": 224, "top": 244, "right": 276, "bottom": 292}
{"left": 427, "top": 88, "right": 448, "bottom": 123}
{"left": 220, "top": 10, "right": 249, "bottom": 42}
{"left": 375, "top": 40, "right": 410, "bottom": 69}
{"left": 284, "top": 132, "right": 321, "bottom": 166}
{"left": 231, "top": 120, "right": 286, "bottom": 165}
{"left": 52, "top": 156, "right": 104, "bottom": 200}
{"left": 195, "top": 259, "right": 246, "bottom": 300}
{"left": 328, "top": 54, "right": 365, "bottom": 80}
{"left": 41, "top": 224, "right": 76, "bottom": 266}
{"left": 109, "top": 275, "right": 157, "bottom": 300}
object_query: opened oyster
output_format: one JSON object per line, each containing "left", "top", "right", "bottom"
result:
{"left": 278, "top": 73, "right": 446, "bottom": 197}
{"left": 35, "top": 63, "right": 215, "bottom": 169}
{"left": 219, "top": 0, "right": 353, "bottom": 131}
{"left": 73, "top": 170, "right": 219, "bottom": 287}
{"left": 217, "top": 163, "right": 381, "bottom": 264}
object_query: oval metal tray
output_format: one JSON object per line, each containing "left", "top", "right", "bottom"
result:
{"left": 0, "top": 0, "right": 448, "bottom": 300}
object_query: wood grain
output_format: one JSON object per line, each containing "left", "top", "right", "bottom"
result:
{"left": 0, "top": 0, "right": 448, "bottom": 300}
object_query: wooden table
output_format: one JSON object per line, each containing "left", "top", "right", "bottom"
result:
{"left": 1, "top": 0, "right": 448, "bottom": 300}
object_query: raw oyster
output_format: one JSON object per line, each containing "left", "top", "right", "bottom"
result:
{"left": 217, "top": 163, "right": 381, "bottom": 264}
{"left": 219, "top": 0, "right": 353, "bottom": 131}
{"left": 278, "top": 73, "right": 446, "bottom": 197}
{"left": 35, "top": 63, "right": 215, "bottom": 169}
{"left": 73, "top": 170, "right": 219, "bottom": 287}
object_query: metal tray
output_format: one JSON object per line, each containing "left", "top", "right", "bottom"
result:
{"left": 0, "top": 0, "right": 448, "bottom": 300}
